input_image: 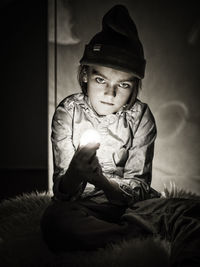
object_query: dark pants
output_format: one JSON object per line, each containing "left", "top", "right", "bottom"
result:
{"left": 40, "top": 197, "right": 200, "bottom": 266}
{"left": 40, "top": 199, "right": 150, "bottom": 252}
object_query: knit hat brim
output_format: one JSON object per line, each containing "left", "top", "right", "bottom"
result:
{"left": 80, "top": 44, "right": 146, "bottom": 79}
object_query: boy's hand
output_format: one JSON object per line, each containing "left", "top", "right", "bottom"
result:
{"left": 68, "top": 143, "right": 102, "bottom": 183}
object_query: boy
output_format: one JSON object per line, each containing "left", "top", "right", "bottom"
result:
{"left": 41, "top": 5, "right": 160, "bottom": 252}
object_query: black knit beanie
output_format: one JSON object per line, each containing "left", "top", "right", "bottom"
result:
{"left": 80, "top": 5, "right": 146, "bottom": 79}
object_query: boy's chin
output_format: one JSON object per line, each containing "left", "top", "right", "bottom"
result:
{"left": 93, "top": 105, "right": 119, "bottom": 116}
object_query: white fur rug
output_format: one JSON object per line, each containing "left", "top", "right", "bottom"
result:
{"left": 0, "top": 185, "right": 198, "bottom": 267}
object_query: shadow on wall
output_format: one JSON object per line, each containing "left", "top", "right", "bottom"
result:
{"left": 48, "top": 0, "right": 200, "bottom": 194}
{"left": 153, "top": 100, "right": 200, "bottom": 194}
{"left": 0, "top": 0, "right": 48, "bottom": 200}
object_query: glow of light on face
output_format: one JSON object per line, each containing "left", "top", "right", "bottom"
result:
{"left": 80, "top": 129, "right": 101, "bottom": 146}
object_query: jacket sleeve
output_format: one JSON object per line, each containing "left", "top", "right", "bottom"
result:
{"left": 113, "top": 105, "right": 160, "bottom": 206}
{"left": 51, "top": 102, "right": 85, "bottom": 201}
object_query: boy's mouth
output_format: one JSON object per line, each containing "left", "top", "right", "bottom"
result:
{"left": 100, "top": 101, "right": 114, "bottom": 106}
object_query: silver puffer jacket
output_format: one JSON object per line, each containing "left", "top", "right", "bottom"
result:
{"left": 51, "top": 93, "right": 160, "bottom": 206}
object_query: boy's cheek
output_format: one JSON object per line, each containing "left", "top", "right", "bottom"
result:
{"left": 89, "top": 80, "right": 104, "bottom": 89}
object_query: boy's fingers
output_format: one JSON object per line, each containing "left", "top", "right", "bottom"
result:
{"left": 78, "top": 143, "right": 99, "bottom": 157}
{"left": 88, "top": 154, "right": 98, "bottom": 164}
{"left": 79, "top": 142, "right": 100, "bottom": 151}
{"left": 87, "top": 142, "right": 100, "bottom": 149}
{"left": 84, "top": 150, "right": 97, "bottom": 162}
{"left": 75, "top": 149, "right": 96, "bottom": 164}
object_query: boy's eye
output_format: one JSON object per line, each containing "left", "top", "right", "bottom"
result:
{"left": 119, "top": 82, "right": 131, "bottom": 89}
{"left": 95, "top": 77, "right": 106, "bottom": 84}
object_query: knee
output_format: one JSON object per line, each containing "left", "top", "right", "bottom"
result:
{"left": 40, "top": 201, "right": 85, "bottom": 252}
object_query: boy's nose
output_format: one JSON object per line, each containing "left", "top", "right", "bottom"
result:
{"left": 104, "top": 84, "right": 116, "bottom": 97}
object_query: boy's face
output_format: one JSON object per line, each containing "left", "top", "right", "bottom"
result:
{"left": 85, "top": 65, "right": 135, "bottom": 116}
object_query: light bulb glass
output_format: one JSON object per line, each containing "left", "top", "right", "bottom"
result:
{"left": 80, "top": 129, "right": 101, "bottom": 146}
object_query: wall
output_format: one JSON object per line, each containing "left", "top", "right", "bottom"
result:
{"left": 48, "top": 0, "right": 200, "bottom": 194}
{"left": 0, "top": 0, "right": 48, "bottom": 200}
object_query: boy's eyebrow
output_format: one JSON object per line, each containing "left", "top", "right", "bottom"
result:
{"left": 91, "top": 68, "right": 107, "bottom": 79}
{"left": 118, "top": 77, "right": 135, "bottom": 82}
{"left": 91, "top": 68, "right": 135, "bottom": 82}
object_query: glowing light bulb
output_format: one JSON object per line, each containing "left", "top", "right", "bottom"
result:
{"left": 80, "top": 129, "right": 101, "bottom": 146}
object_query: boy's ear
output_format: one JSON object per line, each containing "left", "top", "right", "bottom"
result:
{"left": 83, "top": 74, "right": 88, "bottom": 83}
